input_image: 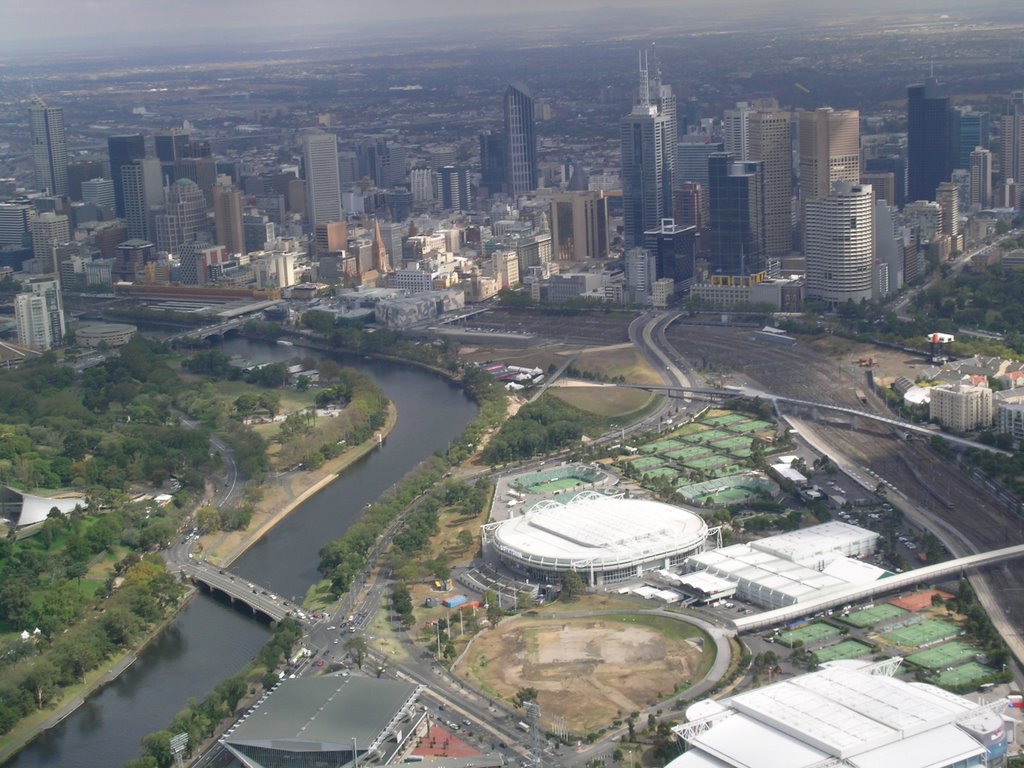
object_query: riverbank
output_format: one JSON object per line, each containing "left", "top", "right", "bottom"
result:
{"left": 201, "top": 400, "right": 399, "bottom": 566}
{"left": 0, "top": 402, "right": 398, "bottom": 767}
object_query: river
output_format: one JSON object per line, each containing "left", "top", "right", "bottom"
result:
{"left": 5, "top": 338, "right": 478, "bottom": 768}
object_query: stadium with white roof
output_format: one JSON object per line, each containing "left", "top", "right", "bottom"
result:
{"left": 667, "top": 658, "right": 1009, "bottom": 768}
{"left": 482, "top": 491, "right": 709, "bottom": 586}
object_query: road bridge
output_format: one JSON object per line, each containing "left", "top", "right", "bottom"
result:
{"left": 732, "top": 542, "right": 1024, "bottom": 633}
{"left": 177, "top": 561, "right": 304, "bottom": 623}
{"left": 168, "top": 317, "right": 249, "bottom": 343}
{"left": 628, "top": 383, "right": 1011, "bottom": 456}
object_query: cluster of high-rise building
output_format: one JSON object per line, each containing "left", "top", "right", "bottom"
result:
{"left": 3, "top": 59, "right": 1023, "bottom": 350}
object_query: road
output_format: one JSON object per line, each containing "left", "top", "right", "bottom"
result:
{"left": 176, "top": 411, "right": 242, "bottom": 509}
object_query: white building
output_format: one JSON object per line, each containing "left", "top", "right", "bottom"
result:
{"left": 81, "top": 177, "right": 116, "bottom": 210}
{"left": 303, "top": 132, "right": 342, "bottom": 226}
{"left": 409, "top": 167, "right": 434, "bottom": 203}
{"left": 15, "top": 276, "right": 65, "bottom": 351}
{"left": 805, "top": 181, "right": 874, "bottom": 306}
{"left": 969, "top": 147, "right": 993, "bottom": 210}
{"left": 492, "top": 250, "right": 520, "bottom": 290}
{"left": 929, "top": 382, "right": 993, "bottom": 432}
{"left": 625, "top": 246, "right": 654, "bottom": 304}
{"left": 668, "top": 658, "right": 1009, "bottom": 768}
{"left": 652, "top": 277, "right": 674, "bottom": 308}
{"left": 386, "top": 266, "right": 436, "bottom": 293}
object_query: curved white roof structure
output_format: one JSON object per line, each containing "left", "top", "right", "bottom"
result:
{"left": 0, "top": 486, "right": 86, "bottom": 527}
{"left": 490, "top": 491, "right": 708, "bottom": 578}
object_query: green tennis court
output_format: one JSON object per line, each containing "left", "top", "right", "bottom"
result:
{"left": 727, "top": 419, "right": 776, "bottom": 434}
{"left": 813, "top": 639, "right": 874, "bottom": 663}
{"left": 683, "top": 455, "right": 731, "bottom": 470}
{"left": 711, "top": 435, "right": 754, "bottom": 450}
{"left": 663, "top": 446, "right": 708, "bottom": 460}
{"left": 703, "top": 414, "right": 746, "bottom": 426}
{"left": 882, "top": 619, "right": 960, "bottom": 648}
{"left": 528, "top": 477, "right": 588, "bottom": 493}
{"left": 642, "top": 467, "right": 680, "bottom": 481}
{"left": 936, "top": 662, "right": 996, "bottom": 690}
{"left": 778, "top": 622, "right": 841, "bottom": 647}
{"left": 840, "top": 603, "right": 906, "bottom": 628}
{"left": 907, "top": 641, "right": 978, "bottom": 670}
{"left": 669, "top": 423, "right": 708, "bottom": 437}
{"left": 727, "top": 447, "right": 753, "bottom": 459}
{"left": 707, "top": 464, "right": 744, "bottom": 478}
{"left": 629, "top": 456, "right": 665, "bottom": 470}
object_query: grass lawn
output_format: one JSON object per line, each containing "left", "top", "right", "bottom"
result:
{"left": 550, "top": 386, "right": 655, "bottom": 418}
{"left": 573, "top": 345, "right": 663, "bottom": 385}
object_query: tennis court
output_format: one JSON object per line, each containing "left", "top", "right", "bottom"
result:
{"left": 703, "top": 413, "right": 747, "bottom": 427}
{"left": 529, "top": 477, "right": 589, "bottom": 493}
{"left": 711, "top": 435, "right": 754, "bottom": 451}
{"left": 683, "top": 455, "right": 731, "bottom": 471}
{"left": 726, "top": 447, "right": 753, "bottom": 459}
{"left": 663, "top": 446, "right": 708, "bottom": 461}
{"left": 630, "top": 456, "right": 665, "bottom": 470}
{"left": 882, "top": 619, "right": 960, "bottom": 648}
{"left": 907, "top": 641, "right": 978, "bottom": 671}
{"left": 728, "top": 419, "right": 776, "bottom": 434}
{"left": 813, "top": 639, "right": 874, "bottom": 663}
{"left": 778, "top": 622, "right": 841, "bottom": 648}
{"left": 840, "top": 603, "right": 907, "bottom": 629}
{"left": 707, "top": 464, "right": 744, "bottom": 479}
{"left": 669, "top": 423, "right": 708, "bottom": 437}
{"left": 936, "top": 662, "right": 996, "bottom": 690}
{"left": 642, "top": 467, "right": 680, "bottom": 481}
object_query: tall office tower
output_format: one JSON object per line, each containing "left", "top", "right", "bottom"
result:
{"left": 748, "top": 107, "right": 793, "bottom": 256}
{"left": 314, "top": 221, "right": 347, "bottom": 257}
{"left": 970, "top": 147, "right": 993, "bottom": 209}
{"left": 379, "top": 222, "right": 405, "bottom": 269}
{"left": 155, "top": 179, "right": 207, "bottom": 253}
{"left": 15, "top": 277, "right": 65, "bottom": 350}
{"left": 479, "top": 130, "right": 506, "bottom": 194}
{"left": 174, "top": 157, "right": 217, "bottom": 205}
{"left": 244, "top": 211, "right": 275, "bottom": 253}
{"left": 865, "top": 154, "right": 907, "bottom": 209}
{"left": 673, "top": 182, "right": 710, "bottom": 234}
{"left": 30, "top": 212, "right": 70, "bottom": 271}
{"left": 182, "top": 139, "right": 211, "bottom": 158}
{"left": 81, "top": 178, "right": 116, "bottom": 211}
{"left": 121, "top": 159, "right": 164, "bottom": 241}
{"left": 114, "top": 239, "right": 156, "bottom": 283}
{"left": 439, "top": 166, "right": 471, "bottom": 211}
{"left": 338, "top": 151, "right": 358, "bottom": 185}
{"left": 722, "top": 102, "right": 753, "bottom": 159}
{"left": 805, "top": 181, "right": 874, "bottom": 306}
{"left": 550, "top": 191, "right": 610, "bottom": 261}
{"left": 303, "top": 132, "right": 342, "bottom": 227}
{"left": 29, "top": 98, "right": 69, "bottom": 197}
{"left": 621, "top": 54, "right": 676, "bottom": 247}
{"left": 957, "top": 110, "right": 989, "bottom": 169}
{"left": 410, "top": 168, "right": 434, "bottom": 203}
{"left": 907, "top": 80, "right": 960, "bottom": 201}
{"left": 107, "top": 134, "right": 146, "bottom": 217}
{"left": 935, "top": 181, "right": 960, "bottom": 238}
{"left": 797, "top": 108, "right": 861, "bottom": 204}
{"left": 651, "top": 72, "right": 678, "bottom": 186}
{"left": 383, "top": 189, "right": 413, "bottom": 222}
{"left": 874, "top": 198, "right": 903, "bottom": 297}
{"left": 860, "top": 171, "right": 896, "bottom": 207}
{"left": 67, "top": 159, "right": 106, "bottom": 201}
{"left": 624, "top": 246, "right": 655, "bottom": 303}
{"left": 429, "top": 146, "right": 458, "bottom": 171}
{"left": 504, "top": 83, "right": 538, "bottom": 197}
{"left": 154, "top": 128, "right": 189, "bottom": 163}
{"left": 212, "top": 184, "right": 244, "bottom": 255}
{"left": 643, "top": 219, "right": 698, "bottom": 284}
{"left": 677, "top": 137, "right": 724, "bottom": 187}
{"left": 1000, "top": 91, "right": 1024, "bottom": 185}
{"left": 0, "top": 202, "right": 34, "bottom": 246}
{"left": 707, "top": 152, "right": 765, "bottom": 277}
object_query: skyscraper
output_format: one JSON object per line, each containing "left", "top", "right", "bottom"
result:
{"left": 748, "top": 107, "right": 793, "bottom": 256}
{"left": 621, "top": 54, "right": 676, "bottom": 248}
{"left": 957, "top": 110, "right": 989, "bottom": 170}
{"left": 1000, "top": 91, "right": 1024, "bottom": 185}
{"left": 155, "top": 179, "right": 207, "bottom": 253}
{"left": 15, "top": 277, "right": 65, "bottom": 350}
{"left": 550, "top": 191, "right": 610, "bottom": 261}
{"left": 154, "top": 128, "right": 190, "bottom": 163}
{"left": 30, "top": 98, "right": 69, "bottom": 198}
{"left": 677, "top": 137, "right": 724, "bottom": 188}
{"left": 970, "top": 147, "right": 993, "bottom": 209}
{"left": 707, "top": 153, "right": 765, "bottom": 277}
{"left": 804, "top": 181, "right": 874, "bottom": 306}
{"left": 798, "top": 108, "right": 861, "bottom": 204}
{"left": 907, "top": 80, "right": 960, "bottom": 201}
{"left": 30, "top": 212, "right": 70, "bottom": 271}
{"left": 479, "top": 130, "right": 506, "bottom": 194}
{"left": 121, "top": 159, "right": 164, "bottom": 241}
{"left": 81, "top": 178, "right": 116, "bottom": 211}
{"left": 108, "top": 135, "right": 147, "bottom": 218}
{"left": 935, "top": 182, "right": 960, "bottom": 239}
{"left": 213, "top": 184, "right": 245, "bottom": 255}
{"left": 643, "top": 219, "right": 698, "bottom": 284}
{"left": 503, "top": 83, "right": 538, "bottom": 197}
{"left": 303, "top": 132, "right": 342, "bottom": 227}
{"left": 722, "top": 102, "right": 753, "bottom": 159}
{"left": 439, "top": 166, "right": 471, "bottom": 211}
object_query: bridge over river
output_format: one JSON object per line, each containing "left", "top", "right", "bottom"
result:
{"left": 176, "top": 561, "right": 307, "bottom": 623}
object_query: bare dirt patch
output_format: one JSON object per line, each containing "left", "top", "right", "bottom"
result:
{"left": 460, "top": 615, "right": 705, "bottom": 731}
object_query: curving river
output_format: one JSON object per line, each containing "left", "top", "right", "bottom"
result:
{"left": 5, "top": 338, "right": 478, "bottom": 768}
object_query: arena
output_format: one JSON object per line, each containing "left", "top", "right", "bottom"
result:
{"left": 483, "top": 491, "right": 709, "bottom": 586}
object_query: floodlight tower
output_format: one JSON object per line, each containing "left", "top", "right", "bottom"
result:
{"left": 524, "top": 700, "right": 544, "bottom": 767}
{"left": 170, "top": 732, "right": 188, "bottom": 768}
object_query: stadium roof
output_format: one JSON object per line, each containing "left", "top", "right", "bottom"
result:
{"left": 223, "top": 676, "right": 419, "bottom": 754}
{"left": 491, "top": 492, "right": 707, "bottom": 569}
{"left": 0, "top": 486, "right": 86, "bottom": 527}
{"left": 669, "top": 660, "right": 1002, "bottom": 768}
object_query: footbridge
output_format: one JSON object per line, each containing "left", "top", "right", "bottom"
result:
{"left": 731, "top": 541, "right": 1024, "bottom": 633}
{"left": 177, "top": 561, "right": 305, "bottom": 623}
{"left": 628, "top": 383, "right": 1011, "bottom": 456}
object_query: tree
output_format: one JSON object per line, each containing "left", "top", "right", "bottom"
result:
{"left": 141, "top": 731, "right": 175, "bottom": 768}
{"left": 456, "top": 529, "right": 473, "bottom": 552}
{"left": 561, "top": 569, "right": 586, "bottom": 600}
{"left": 195, "top": 507, "right": 221, "bottom": 534}
{"left": 345, "top": 636, "right": 368, "bottom": 669}
{"left": 23, "top": 659, "right": 59, "bottom": 708}
{"left": 514, "top": 687, "right": 539, "bottom": 708}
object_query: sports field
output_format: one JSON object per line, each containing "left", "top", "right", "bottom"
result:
{"left": 711, "top": 436, "right": 754, "bottom": 451}
{"left": 691, "top": 486, "right": 759, "bottom": 505}
{"left": 841, "top": 603, "right": 906, "bottom": 629}
{"left": 645, "top": 439, "right": 686, "bottom": 453}
{"left": 778, "top": 622, "right": 842, "bottom": 647}
{"left": 935, "top": 662, "right": 996, "bottom": 689}
{"left": 664, "top": 446, "right": 707, "bottom": 461}
{"left": 630, "top": 456, "right": 665, "bottom": 470}
{"left": 529, "top": 477, "right": 588, "bottom": 493}
{"left": 685, "top": 455, "right": 731, "bottom": 470}
{"left": 642, "top": 467, "right": 680, "bottom": 481}
{"left": 514, "top": 466, "right": 606, "bottom": 494}
{"left": 907, "top": 641, "right": 978, "bottom": 670}
{"left": 882, "top": 619, "right": 959, "bottom": 648}
{"left": 813, "top": 639, "right": 874, "bottom": 663}
{"left": 707, "top": 464, "right": 743, "bottom": 479}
